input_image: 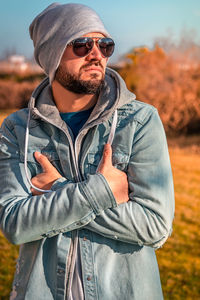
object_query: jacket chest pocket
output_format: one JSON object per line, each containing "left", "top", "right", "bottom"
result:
{"left": 20, "top": 148, "right": 61, "bottom": 177}
{"left": 87, "top": 151, "right": 129, "bottom": 175}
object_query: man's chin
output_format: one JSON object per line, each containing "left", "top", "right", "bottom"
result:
{"left": 55, "top": 66, "right": 105, "bottom": 94}
{"left": 76, "top": 79, "right": 104, "bottom": 94}
{"left": 80, "top": 72, "right": 104, "bottom": 82}
{"left": 81, "top": 78, "right": 103, "bottom": 86}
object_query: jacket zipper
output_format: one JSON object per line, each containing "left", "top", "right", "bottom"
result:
{"left": 65, "top": 230, "right": 79, "bottom": 299}
{"left": 65, "top": 133, "right": 84, "bottom": 299}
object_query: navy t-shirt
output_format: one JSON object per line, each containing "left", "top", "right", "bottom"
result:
{"left": 60, "top": 106, "right": 94, "bottom": 138}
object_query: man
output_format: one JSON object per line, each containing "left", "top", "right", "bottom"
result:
{"left": 0, "top": 3, "right": 174, "bottom": 300}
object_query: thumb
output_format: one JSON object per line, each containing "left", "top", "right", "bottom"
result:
{"left": 100, "top": 144, "right": 113, "bottom": 167}
{"left": 34, "top": 152, "right": 54, "bottom": 173}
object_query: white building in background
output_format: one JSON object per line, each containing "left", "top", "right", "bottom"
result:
{"left": 0, "top": 54, "right": 43, "bottom": 74}
{"left": 8, "top": 55, "right": 28, "bottom": 72}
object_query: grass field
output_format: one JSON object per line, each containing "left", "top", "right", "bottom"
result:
{"left": 0, "top": 111, "right": 200, "bottom": 299}
{"left": 157, "top": 147, "right": 200, "bottom": 299}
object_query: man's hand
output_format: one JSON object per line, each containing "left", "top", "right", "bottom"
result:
{"left": 31, "top": 152, "right": 62, "bottom": 195}
{"left": 97, "top": 144, "right": 129, "bottom": 205}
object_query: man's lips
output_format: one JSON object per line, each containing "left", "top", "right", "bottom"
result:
{"left": 83, "top": 67, "right": 103, "bottom": 73}
{"left": 81, "top": 62, "right": 104, "bottom": 74}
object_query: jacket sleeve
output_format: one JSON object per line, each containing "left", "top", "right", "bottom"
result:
{"left": 0, "top": 118, "right": 116, "bottom": 245}
{"left": 85, "top": 109, "right": 175, "bottom": 248}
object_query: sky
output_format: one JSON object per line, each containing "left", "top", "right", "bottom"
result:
{"left": 0, "top": 0, "right": 200, "bottom": 63}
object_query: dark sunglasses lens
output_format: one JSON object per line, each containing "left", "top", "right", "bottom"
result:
{"left": 99, "top": 38, "right": 115, "bottom": 57}
{"left": 73, "top": 38, "right": 93, "bottom": 57}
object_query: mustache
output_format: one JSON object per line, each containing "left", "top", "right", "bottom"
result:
{"left": 80, "top": 60, "right": 104, "bottom": 72}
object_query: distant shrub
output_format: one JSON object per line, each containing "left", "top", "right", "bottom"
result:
{"left": 0, "top": 70, "right": 45, "bottom": 109}
{"left": 0, "top": 72, "right": 45, "bottom": 83}
{"left": 0, "top": 80, "right": 40, "bottom": 109}
{"left": 118, "top": 45, "right": 200, "bottom": 135}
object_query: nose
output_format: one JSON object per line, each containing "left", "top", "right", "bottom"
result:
{"left": 85, "top": 42, "right": 103, "bottom": 61}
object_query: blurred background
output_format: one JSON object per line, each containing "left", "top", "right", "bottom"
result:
{"left": 0, "top": 0, "right": 200, "bottom": 299}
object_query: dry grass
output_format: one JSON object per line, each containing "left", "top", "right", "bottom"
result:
{"left": 0, "top": 111, "right": 200, "bottom": 299}
{"left": 157, "top": 148, "right": 200, "bottom": 299}
{"left": 0, "top": 235, "right": 19, "bottom": 298}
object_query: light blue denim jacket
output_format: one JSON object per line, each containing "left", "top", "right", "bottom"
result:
{"left": 0, "top": 68, "right": 174, "bottom": 300}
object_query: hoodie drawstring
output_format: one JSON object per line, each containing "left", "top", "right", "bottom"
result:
{"left": 24, "top": 102, "right": 52, "bottom": 193}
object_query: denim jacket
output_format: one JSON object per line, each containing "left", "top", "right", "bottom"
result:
{"left": 0, "top": 68, "right": 174, "bottom": 300}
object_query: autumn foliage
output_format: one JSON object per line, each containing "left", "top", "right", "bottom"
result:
{"left": 118, "top": 45, "right": 200, "bottom": 135}
{"left": 0, "top": 72, "right": 43, "bottom": 109}
{"left": 0, "top": 79, "right": 39, "bottom": 109}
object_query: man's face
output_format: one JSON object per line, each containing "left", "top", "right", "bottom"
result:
{"left": 54, "top": 32, "right": 108, "bottom": 94}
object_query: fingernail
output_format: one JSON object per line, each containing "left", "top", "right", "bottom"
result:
{"left": 34, "top": 151, "right": 41, "bottom": 157}
{"left": 104, "top": 144, "right": 111, "bottom": 151}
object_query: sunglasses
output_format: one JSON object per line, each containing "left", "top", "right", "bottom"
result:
{"left": 68, "top": 37, "right": 115, "bottom": 58}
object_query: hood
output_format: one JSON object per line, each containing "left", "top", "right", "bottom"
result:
{"left": 28, "top": 67, "right": 136, "bottom": 126}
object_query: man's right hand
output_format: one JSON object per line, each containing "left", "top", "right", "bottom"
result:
{"left": 97, "top": 144, "right": 129, "bottom": 205}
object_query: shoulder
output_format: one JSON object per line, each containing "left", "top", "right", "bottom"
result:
{"left": 1, "top": 108, "right": 29, "bottom": 130}
{"left": 106, "top": 68, "right": 158, "bottom": 125}
{"left": 117, "top": 98, "right": 158, "bottom": 126}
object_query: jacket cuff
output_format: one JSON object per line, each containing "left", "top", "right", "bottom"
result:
{"left": 51, "top": 177, "right": 69, "bottom": 191}
{"left": 79, "top": 173, "right": 117, "bottom": 215}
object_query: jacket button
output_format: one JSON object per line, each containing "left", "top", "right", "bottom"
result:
{"left": 87, "top": 276, "right": 92, "bottom": 281}
{"left": 76, "top": 222, "right": 83, "bottom": 226}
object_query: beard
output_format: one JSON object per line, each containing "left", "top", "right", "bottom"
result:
{"left": 55, "top": 61, "right": 105, "bottom": 95}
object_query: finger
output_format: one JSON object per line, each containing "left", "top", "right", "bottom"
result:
{"left": 31, "top": 187, "right": 42, "bottom": 196}
{"left": 101, "top": 144, "right": 113, "bottom": 167}
{"left": 34, "top": 152, "right": 54, "bottom": 173}
{"left": 31, "top": 175, "right": 42, "bottom": 187}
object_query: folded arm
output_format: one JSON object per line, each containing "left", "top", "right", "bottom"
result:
{"left": 85, "top": 109, "right": 175, "bottom": 248}
{"left": 0, "top": 109, "right": 174, "bottom": 248}
{"left": 31, "top": 109, "right": 174, "bottom": 248}
{"left": 0, "top": 119, "right": 117, "bottom": 245}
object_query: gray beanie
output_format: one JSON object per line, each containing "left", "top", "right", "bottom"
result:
{"left": 29, "top": 2, "right": 110, "bottom": 82}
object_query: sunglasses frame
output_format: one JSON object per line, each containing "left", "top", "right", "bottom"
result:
{"left": 67, "top": 37, "right": 115, "bottom": 58}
